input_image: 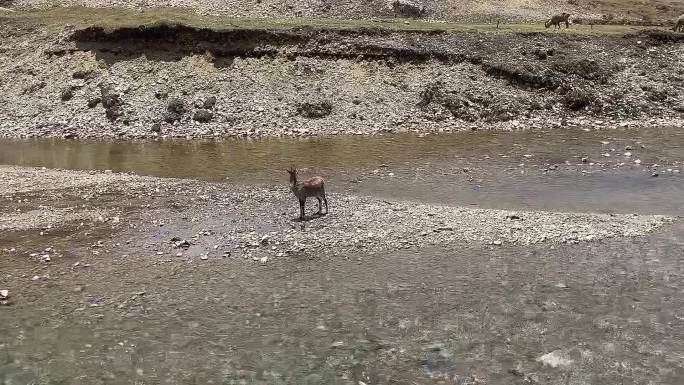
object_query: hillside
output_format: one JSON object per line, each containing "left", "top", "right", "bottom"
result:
{"left": 5, "top": 0, "right": 684, "bottom": 23}
{"left": 1, "top": 8, "right": 682, "bottom": 139}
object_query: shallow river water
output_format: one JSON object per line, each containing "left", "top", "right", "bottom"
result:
{"left": 1, "top": 126, "right": 683, "bottom": 214}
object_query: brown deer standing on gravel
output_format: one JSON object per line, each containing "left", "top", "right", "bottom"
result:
{"left": 674, "top": 14, "right": 684, "bottom": 32}
{"left": 287, "top": 167, "right": 328, "bottom": 220}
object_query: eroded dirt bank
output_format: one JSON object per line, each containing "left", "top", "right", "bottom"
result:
{"left": 0, "top": 14, "right": 682, "bottom": 139}
{"left": 1, "top": 165, "right": 683, "bottom": 384}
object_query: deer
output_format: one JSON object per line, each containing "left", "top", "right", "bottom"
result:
{"left": 287, "top": 167, "right": 328, "bottom": 220}
{"left": 545, "top": 13, "right": 571, "bottom": 29}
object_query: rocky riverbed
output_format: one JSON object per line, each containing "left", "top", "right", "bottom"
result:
{"left": 2, "top": 164, "right": 683, "bottom": 384}
{"left": 0, "top": 9, "right": 682, "bottom": 140}
{"left": 2, "top": 3, "right": 684, "bottom": 382}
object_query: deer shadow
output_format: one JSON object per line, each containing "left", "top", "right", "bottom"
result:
{"left": 294, "top": 212, "right": 328, "bottom": 222}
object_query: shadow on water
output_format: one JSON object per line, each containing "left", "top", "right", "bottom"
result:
{"left": 1, "top": 126, "right": 683, "bottom": 214}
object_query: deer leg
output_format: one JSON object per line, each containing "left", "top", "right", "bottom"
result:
{"left": 323, "top": 196, "right": 329, "bottom": 214}
{"left": 316, "top": 197, "right": 323, "bottom": 214}
{"left": 299, "top": 199, "right": 305, "bottom": 220}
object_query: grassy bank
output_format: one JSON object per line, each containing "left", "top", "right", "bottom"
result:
{"left": 0, "top": 6, "right": 668, "bottom": 35}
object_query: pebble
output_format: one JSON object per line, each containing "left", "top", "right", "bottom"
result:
{"left": 537, "top": 351, "right": 573, "bottom": 368}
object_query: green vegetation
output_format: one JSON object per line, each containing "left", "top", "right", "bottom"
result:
{"left": 0, "top": 6, "right": 667, "bottom": 36}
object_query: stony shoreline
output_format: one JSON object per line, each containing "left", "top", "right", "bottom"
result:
{"left": 1, "top": 166, "right": 675, "bottom": 262}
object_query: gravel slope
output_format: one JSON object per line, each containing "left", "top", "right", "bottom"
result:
{"left": 0, "top": 19, "right": 682, "bottom": 139}
{"left": 5, "top": 1, "right": 579, "bottom": 22}
{"left": 6, "top": 0, "right": 683, "bottom": 23}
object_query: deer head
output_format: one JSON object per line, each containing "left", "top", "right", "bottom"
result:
{"left": 286, "top": 166, "right": 297, "bottom": 184}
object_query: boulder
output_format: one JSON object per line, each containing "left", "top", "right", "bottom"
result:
{"left": 296, "top": 101, "right": 332, "bottom": 118}
{"left": 390, "top": 0, "right": 425, "bottom": 18}
{"left": 193, "top": 110, "right": 213, "bottom": 123}
{"left": 100, "top": 85, "right": 123, "bottom": 121}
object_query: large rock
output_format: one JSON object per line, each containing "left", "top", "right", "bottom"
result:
{"left": 164, "top": 98, "right": 187, "bottom": 123}
{"left": 163, "top": 111, "right": 181, "bottom": 123}
{"left": 100, "top": 85, "right": 123, "bottom": 122}
{"left": 59, "top": 87, "right": 73, "bottom": 101}
{"left": 193, "top": 109, "right": 213, "bottom": 123}
{"left": 87, "top": 97, "right": 101, "bottom": 108}
{"left": 390, "top": 0, "right": 425, "bottom": 18}
{"left": 562, "top": 87, "right": 599, "bottom": 111}
{"left": 203, "top": 96, "right": 217, "bottom": 109}
{"left": 296, "top": 101, "right": 332, "bottom": 119}
{"left": 195, "top": 96, "right": 217, "bottom": 110}
{"left": 167, "top": 98, "right": 186, "bottom": 114}
{"left": 72, "top": 69, "right": 95, "bottom": 80}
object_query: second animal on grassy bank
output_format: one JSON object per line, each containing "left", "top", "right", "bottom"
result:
{"left": 545, "top": 13, "right": 571, "bottom": 29}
